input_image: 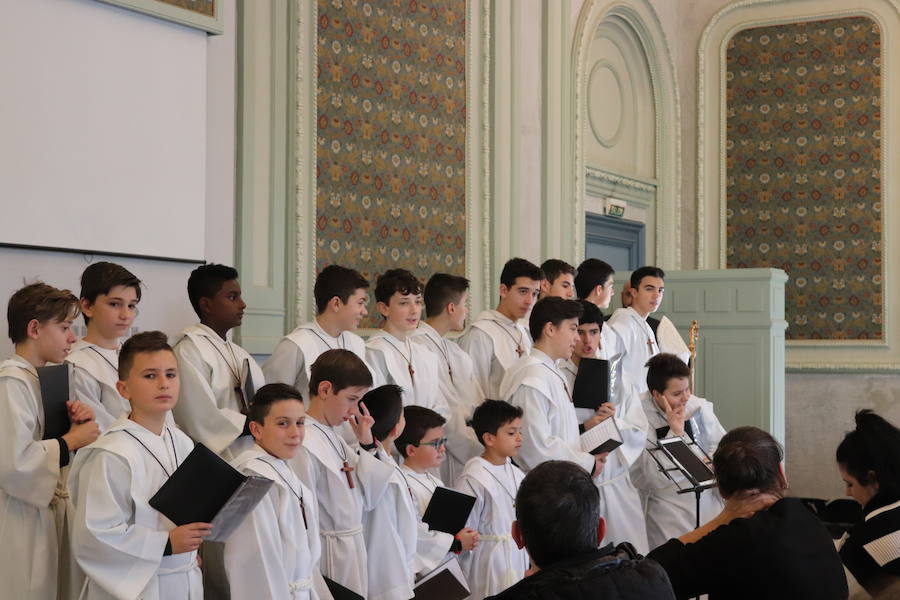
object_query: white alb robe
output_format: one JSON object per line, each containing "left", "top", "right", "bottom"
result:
{"left": 263, "top": 321, "right": 376, "bottom": 403}
{"left": 365, "top": 330, "right": 447, "bottom": 416}
{"left": 457, "top": 310, "right": 533, "bottom": 400}
{"left": 605, "top": 307, "right": 660, "bottom": 393}
{"left": 293, "top": 416, "right": 393, "bottom": 597}
{"left": 562, "top": 359, "right": 649, "bottom": 554}
{"left": 631, "top": 391, "right": 727, "bottom": 548}
{"left": 362, "top": 446, "right": 417, "bottom": 600}
{"left": 171, "top": 324, "right": 265, "bottom": 459}
{"left": 498, "top": 349, "right": 594, "bottom": 474}
{"left": 399, "top": 464, "right": 455, "bottom": 576}
{"left": 69, "top": 415, "right": 202, "bottom": 600}
{"left": 411, "top": 323, "right": 484, "bottom": 484}
{"left": 225, "top": 444, "right": 326, "bottom": 600}
{"left": 0, "top": 356, "right": 69, "bottom": 600}
{"left": 655, "top": 315, "right": 691, "bottom": 365}
{"left": 66, "top": 340, "right": 129, "bottom": 431}
{"left": 455, "top": 457, "right": 528, "bottom": 600}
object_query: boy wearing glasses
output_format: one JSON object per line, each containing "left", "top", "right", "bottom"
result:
{"left": 396, "top": 405, "right": 479, "bottom": 576}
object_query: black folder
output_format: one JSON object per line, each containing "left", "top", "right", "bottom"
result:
{"left": 149, "top": 443, "right": 273, "bottom": 542}
{"left": 36, "top": 364, "right": 71, "bottom": 440}
{"left": 422, "top": 486, "right": 476, "bottom": 535}
{"left": 239, "top": 358, "right": 255, "bottom": 437}
{"left": 572, "top": 357, "right": 610, "bottom": 410}
{"left": 323, "top": 577, "right": 364, "bottom": 600}
{"left": 414, "top": 557, "right": 470, "bottom": 600}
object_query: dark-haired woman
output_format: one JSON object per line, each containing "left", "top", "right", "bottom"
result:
{"left": 647, "top": 426, "right": 848, "bottom": 600}
{"left": 837, "top": 410, "right": 900, "bottom": 596}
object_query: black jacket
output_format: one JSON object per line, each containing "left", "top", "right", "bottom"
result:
{"left": 486, "top": 543, "right": 675, "bottom": 600}
{"left": 648, "top": 497, "right": 848, "bottom": 599}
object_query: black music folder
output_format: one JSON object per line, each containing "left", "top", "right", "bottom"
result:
{"left": 149, "top": 443, "right": 273, "bottom": 542}
{"left": 572, "top": 357, "right": 610, "bottom": 410}
{"left": 37, "top": 364, "right": 71, "bottom": 440}
{"left": 422, "top": 486, "right": 476, "bottom": 535}
{"left": 414, "top": 557, "right": 470, "bottom": 600}
{"left": 323, "top": 577, "right": 364, "bottom": 600}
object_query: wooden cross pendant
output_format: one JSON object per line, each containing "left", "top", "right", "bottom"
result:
{"left": 646, "top": 337, "right": 655, "bottom": 353}
{"left": 516, "top": 345, "right": 524, "bottom": 357}
{"left": 408, "top": 363, "right": 415, "bottom": 380}
{"left": 447, "top": 365, "right": 453, "bottom": 383}
{"left": 341, "top": 460, "right": 355, "bottom": 489}
{"left": 300, "top": 498, "right": 308, "bottom": 530}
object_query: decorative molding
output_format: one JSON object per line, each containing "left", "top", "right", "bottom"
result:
{"left": 294, "top": 0, "right": 316, "bottom": 326}
{"left": 94, "top": 0, "right": 224, "bottom": 34}
{"left": 697, "top": 0, "right": 898, "bottom": 369}
{"left": 573, "top": 0, "right": 682, "bottom": 269}
{"left": 585, "top": 165, "right": 656, "bottom": 193}
{"left": 587, "top": 59, "right": 626, "bottom": 148}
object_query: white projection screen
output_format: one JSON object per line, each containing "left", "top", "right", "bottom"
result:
{"left": 0, "top": 0, "right": 207, "bottom": 262}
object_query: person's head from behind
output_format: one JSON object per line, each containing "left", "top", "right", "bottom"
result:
{"left": 629, "top": 266, "right": 665, "bottom": 317}
{"left": 575, "top": 299, "right": 603, "bottom": 359}
{"left": 314, "top": 265, "right": 370, "bottom": 331}
{"left": 836, "top": 409, "right": 900, "bottom": 508}
{"left": 248, "top": 383, "right": 306, "bottom": 460}
{"left": 472, "top": 399, "right": 523, "bottom": 459}
{"left": 713, "top": 426, "right": 786, "bottom": 499}
{"left": 7, "top": 282, "right": 80, "bottom": 364}
{"left": 362, "top": 384, "right": 405, "bottom": 443}
{"left": 498, "top": 258, "right": 543, "bottom": 320}
{"left": 308, "top": 349, "right": 373, "bottom": 426}
{"left": 513, "top": 461, "right": 604, "bottom": 568}
{"left": 646, "top": 353, "right": 691, "bottom": 413}
{"left": 395, "top": 405, "right": 446, "bottom": 471}
{"left": 79, "top": 262, "right": 142, "bottom": 338}
{"left": 540, "top": 259, "right": 576, "bottom": 300}
{"left": 529, "top": 297, "right": 583, "bottom": 361}
{"left": 423, "top": 273, "right": 469, "bottom": 331}
{"left": 375, "top": 269, "right": 423, "bottom": 334}
{"left": 117, "top": 331, "right": 178, "bottom": 415}
{"left": 187, "top": 264, "right": 245, "bottom": 331}
{"left": 574, "top": 259, "right": 615, "bottom": 308}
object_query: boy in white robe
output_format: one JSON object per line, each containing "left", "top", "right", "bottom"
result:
{"left": 458, "top": 258, "right": 542, "bottom": 399}
{"left": 224, "top": 383, "right": 328, "bottom": 600}
{"left": 67, "top": 261, "right": 142, "bottom": 431}
{"left": 359, "top": 384, "right": 418, "bottom": 600}
{"left": 620, "top": 278, "right": 691, "bottom": 365}
{"left": 366, "top": 269, "right": 444, "bottom": 415}
{"left": 606, "top": 266, "right": 667, "bottom": 393}
{"left": 412, "top": 273, "right": 484, "bottom": 484}
{"left": 538, "top": 259, "right": 576, "bottom": 300}
{"left": 0, "top": 282, "right": 99, "bottom": 600}
{"left": 70, "top": 331, "right": 210, "bottom": 600}
{"left": 263, "top": 265, "right": 377, "bottom": 402}
{"left": 499, "top": 297, "right": 605, "bottom": 478}
{"left": 293, "top": 349, "right": 395, "bottom": 598}
{"left": 561, "top": 300, "right": 649, "bottom": 554}
{"left": 631, "top": 353, "right": 727, "bottom": 548}
{"left": 455, "top": 400, "right": 528, "bottom": 599}
{"left": 396, "top": 405, "right": 480, "bottom": 576}
{"left": 574, "top": 258, "right": 620, "bottom": 351}
{"left": 171, "top": 263, "right": 265, "bottom": 461}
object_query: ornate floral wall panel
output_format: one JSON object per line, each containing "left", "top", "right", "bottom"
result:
{"left": 725, "top": 16, "right": 882, "bottom": 340}
{"left": 316, "top": 0, "right": 466, "bottom": 326}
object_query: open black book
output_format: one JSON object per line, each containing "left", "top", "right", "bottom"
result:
{"left": 414, "top": 557, "right": 470, "bottom": 600}
{"left": 572, "top": 357, "right": 610, "bottom": 410}
{"left": 422, "top": 486, "right": 476, "bottom": 535}
{"left": 149, "top": 443, "right": 273, "bottom": 542}
{"left": 36, "top": 364, "right": 71, "bottom": 440}
{"left": 580, "top": 416, "right": 623, "bottom": 455}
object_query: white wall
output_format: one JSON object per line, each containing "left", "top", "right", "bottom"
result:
{"left": 0, "top": 0, "right": 237, "bottom": 357}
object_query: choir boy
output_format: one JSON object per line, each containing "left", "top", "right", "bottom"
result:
{"left": 458, "top": 258, "right": 542, "bottom": 399}
{"left": 67, "top": 261, "right": 142, "bottom": 430}
{"left": 366, "top": 269, "right": 446, "bottom": 415}
{"left": 538, "top": 259, "right": 576, "bottom": 299}
{"left": 1, "top": 283, "right": 99, "bottom": 600}
{"left": 171, "top": 263, "right": 265, "bottom": 460}
{"left": 396, "top": 405, "right": 480, "bottom": 575}
{"left": 70, "top": 332, "right": 207, "bottom": 599}
{"left": 264, "top": 265, "right": 376, "bottom": 402}
{"left": 360, "top": 384, "right": 418, "bottom": 600}
{"left": 412, "top": 273, "right": 483, "bottom": 483}
{"left": 293, "top": 349, "right": 394, "bottom": 598}
{"left": 455, "top": 400, "right": 528, "bottom": 599}
{"left": 574, "top": 258, "right": 616, "bottom": 312}
{"left": 224, "top": 383, "right": 327, "bottom": 599}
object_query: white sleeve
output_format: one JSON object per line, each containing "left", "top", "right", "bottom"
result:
{"left": 71, "top": 365, "right": 117, "bottom": 431}
{"left": 262, "top": 339, "right": 306, "bottom": 390}
{"left": 511, "top": 386, "right": 595, "bottom": 473}
{"left": 364, "top": 346, "right": 395, "bottom": 388}
{"left": 224, "top": 491, "right": 286, "bottom": 600}
{"left": 454, "top": 475, "right": 484, "bottom": 533}
{"left": 456, "top": 329, "right": 494, "bottom": 400}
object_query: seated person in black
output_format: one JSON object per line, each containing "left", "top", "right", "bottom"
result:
{"left": 486, "top": 460, "right": 675, "bottom": 600}
{"left": 648, "top": 426, "right": 848, "bottom": 600}
{"left": 837, "top": 409, "right": 900, "bottom": 597}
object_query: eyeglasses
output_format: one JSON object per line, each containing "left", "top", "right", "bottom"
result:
{"left": 415, "top": 437, "right": 448, "bottom": 449}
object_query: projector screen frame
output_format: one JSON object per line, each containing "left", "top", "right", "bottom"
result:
{"left": 0, "top": 242, "right": 205, "bottom": 266}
